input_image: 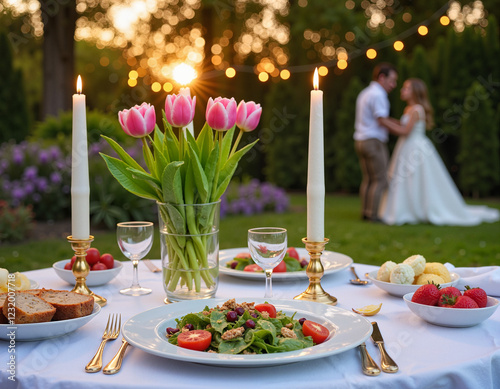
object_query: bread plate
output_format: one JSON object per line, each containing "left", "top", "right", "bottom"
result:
{"left": 0, "top": 303, "right": 100, "bottom": 341}
{"left": 366, "top": 270, "right": 460, "bottom": 297}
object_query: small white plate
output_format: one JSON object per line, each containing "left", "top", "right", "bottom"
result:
{"left": 367, "top": 270, "right": 460, "bottom": 297}
{"left": 122, "top": 298, "right": 372, "bottom": 367}
{"left": 0, "top": 303, "right": 101, "bottom": 341}
{"left": 219, "top": 248, "right": 353, "bottom": 281}
{"left": 53, "top": 260, "right": 123, "bottom": 286}
{"left": 30, "top": 279, "right": 39, "bottom": 289}
{"left": 403, "top": 293, "right": 499, "bottom": 327}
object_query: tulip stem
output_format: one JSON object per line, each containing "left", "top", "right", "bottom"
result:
{"left": 230, "top": 129, "right": 244, "bottom": 157}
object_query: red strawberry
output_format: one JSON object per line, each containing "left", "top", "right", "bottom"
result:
{"left": 438, "top": 294, "right": 458, "bottom": 308}
{"left": 437, "top": 286, "right": 462, "bottom": 307}
{"left": 453, "top": 295, "right": 479, "bottom": 309}
{"left": 463, "top": 286, "right": 488, "bottom": 308}
{"left": 412, "top": 283, "right": 441, "bottom": 306}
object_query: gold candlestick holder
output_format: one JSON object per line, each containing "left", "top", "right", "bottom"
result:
{"left": 67, "top": 235, "right": 107, "bottom": 307}
{"left": 294, "top": 237, "right": 337, "bottom": 305}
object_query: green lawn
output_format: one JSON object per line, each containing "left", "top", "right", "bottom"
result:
{"left": 1, "top": 194, "right": 499, "bottom": 273}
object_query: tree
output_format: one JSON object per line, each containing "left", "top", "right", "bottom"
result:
{"left": 458, "top": 82, "right": 500, "bottom": 197}
{"left": 0, "top": 31, "right": 30, "bottom": 143}
{"left": 40, "top": 0, "right": 77, "bottom": 117}
{"left": 329, "top": 76, "right": 363, "bottom": 192}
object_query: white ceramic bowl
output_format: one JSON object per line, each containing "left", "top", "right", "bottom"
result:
{"left": 403, "top": 292, "right": 499, "bottom": 327}
{"left": 53, "top": 259, "right": 123, "bottom": 286}
{"left": 367, "top": 270, "right": 460, "bottom": 297}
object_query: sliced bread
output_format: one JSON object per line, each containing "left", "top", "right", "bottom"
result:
{"left": 0, "top": 293, "right": 8, "bottom": 324}
{"left": 39, "top": 289, "right": 94, "bottom": 321}
{"left": 2, "top": 292, "right": 56, "bottom": 324}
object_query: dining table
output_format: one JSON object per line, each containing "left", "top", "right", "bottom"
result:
{"left": 1, "top": 258, "right": 499, "bottom": 389}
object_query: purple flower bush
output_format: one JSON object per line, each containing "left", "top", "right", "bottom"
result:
{"left": 220, "top": 179, "right": 289, "bottom": 218}
{"left": 0, "top": 141, "right": 71, "bottom": 220}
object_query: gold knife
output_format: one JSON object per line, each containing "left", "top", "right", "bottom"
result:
{"left": 103, "top": 339, "right": 130, "bottom": 375}
{"left": 358, "top": 342, "right": 381, "bottom": 376}
{"left": 143, "top": 259, "right": 161, "bottom": 273}
{"left": 371, "top": 322, "right": 399, "bottom": 373}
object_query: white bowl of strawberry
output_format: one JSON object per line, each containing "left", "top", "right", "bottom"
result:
{"left": 403, "top": 284, "right": 499, "bottom": 327}
{"left": 53, "top": 248, "right": 123, "bottom": 286}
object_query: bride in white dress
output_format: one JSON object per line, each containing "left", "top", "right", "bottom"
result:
{"left": 379, "top": 78, "right": 499, "bottom": 226}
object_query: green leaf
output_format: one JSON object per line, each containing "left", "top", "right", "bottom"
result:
{"left": 161, "top": 161, "right": 184, "bottom": 204}
{"left": 126, "top": 167, "right": 161, "bottom": 189}
{"left": 209, "top": 310, "right": 228, "bottom": 333}
{"left": 219, "top": 139, "right": 259, "bottom": 186}
{"left": 219, "top": 126, "right": 235, "bottom": 165}
{"left": 100, "top": 154, "right": 159, "bottom": 201}
{"left": 101, "top": 135, "right": 145, "bottom": 173}
{"left": 142, "top": 137, "right": 157, "bottom": 178}
{"left": 218, "top": 338, "right": 250, "bottom": 354}
{"left": 163, "top": 116, "right": 180, "bottom": 162}
{"left": 188, "top": 143, "right": 209, "bottom": 202}
{"left": 164, "top": 203, "right": 186, "bottom": 236}
{"left": 196, "top": 122, "right": 213, "bottom": 165}
{"left": 204, "top": 146, "right": 219, "bottom": 202}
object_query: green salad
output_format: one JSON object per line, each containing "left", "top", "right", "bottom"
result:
{"left": 166, "top": 300, "right": 327, "bottom": 354}
{"left": 226, "top": 247, "right": 307, "bottom": 272}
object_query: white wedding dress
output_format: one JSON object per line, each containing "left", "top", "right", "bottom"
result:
{"left": 380, "top": 105, "right": 500, "bottom": 226}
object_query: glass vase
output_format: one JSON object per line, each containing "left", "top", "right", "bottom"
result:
{"left": 157, "top": 201, "right": 220, "bottom": 301}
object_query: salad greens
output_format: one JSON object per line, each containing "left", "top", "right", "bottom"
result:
{"left": 168, "top": 302, "right": 314, "bottom": 354}
{"left": 227, "top": 255, "right": 304, "bottom": 272}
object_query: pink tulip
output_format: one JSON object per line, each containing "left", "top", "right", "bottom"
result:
{"left": 236, "top": 100, "right": 262, "bottom": 132}
{"left": 164, "top": 94, "right": 196, "bottom": 128}
{"left": 118, "top": 102, "right": 156, "bottom": 138}
{"left": 205, "top": 97, "right": 237, "bottom": 131}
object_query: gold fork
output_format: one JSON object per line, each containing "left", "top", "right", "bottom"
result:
{"left": 85, "top": 314, "right": 121, "bottom": 373}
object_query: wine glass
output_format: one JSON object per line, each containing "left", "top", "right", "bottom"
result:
{"left": 117, "top": 221, "right": 154, "bottom": 296}
{"left": 248, "top": 227, "right": 287, "bottom": 298}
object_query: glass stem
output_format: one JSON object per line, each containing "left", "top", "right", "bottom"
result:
{"left": 131, "top": 260, "right": 140, "bottom": 289}
{"left": 264, "top": 269, "right": 273, "bottom": 298}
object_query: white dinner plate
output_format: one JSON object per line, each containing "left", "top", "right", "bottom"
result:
{"left": 0, "top": 303, "right": 101, "bottom": 341}
{"left": 367, "top": 270, "right": 460, "bottom": 297}
{"left": 122, "top": 298, "right": 372, "bottom": 367}
{"left": 219, "top": 248, "right": 353, "bottom": 281}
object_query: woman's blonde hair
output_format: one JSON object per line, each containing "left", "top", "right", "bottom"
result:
{"left": 408, "top": 78, "right": 434, "bottom": 129}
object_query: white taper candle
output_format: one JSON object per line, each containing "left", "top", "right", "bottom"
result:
{"left": 71, "top": 75, "right": 90, "bottom": 239}
{"left": 306, "top": 68, "right": 325, "bottom": 242}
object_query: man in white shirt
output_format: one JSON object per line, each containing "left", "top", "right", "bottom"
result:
{"left": 354, "top": 63, "right": 398, "bottom": 222}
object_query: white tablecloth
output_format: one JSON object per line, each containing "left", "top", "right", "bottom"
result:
{"left": 1, "top": 260, "right": 499, "bottom": 389}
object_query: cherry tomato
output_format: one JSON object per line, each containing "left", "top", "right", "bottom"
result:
{"left": 244, "top": 264, "right": 263, "bottom": 272}
{"left": 70, "top": 256, "right": 77, "bottom": 266}
{"left": 235, "top": 252, "right": 252, "bottom": 259}
{"left": 100, "top": 253, "right": 114, "bottom": 269}
{"left": 92, "top": 262, "right": 108, "bottom": 271}
{"left": 177, "top": 330, "right": 212, "bottom": 351}
{"left": 254, "top": 303, "right": 277, "bottom": 318}
{"left": 86, "top": 248, "right": 101, "bottom": 266}
{"left": 302, "top": 320, "right": 329, "bottom": 344}
{"left": 273, "top": 260, "right": 287, "bottom": 272}
{"left": 64, "top": 262, "right": 72, "bottom": 270}
{"left": 286, "top": 247, "right": 300, "bottom": 261}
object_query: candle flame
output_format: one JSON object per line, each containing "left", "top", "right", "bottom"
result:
{"left": 76, "top": 75, "right": 82, "bottom": 94}
{"left": 313, "top": 68, "right": 319, "bottom": 90}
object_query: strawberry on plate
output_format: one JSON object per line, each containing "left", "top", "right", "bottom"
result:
{"left": 453, "top": 295, "right": 479, "bottom": 309}
{"left": 411, "top": 282, "right": 441, "bottom": 306}
{"left": 438, "top": 286, "right": 461, "bottom": 307}
{"left": 463, "top": 286, "right": 488, "bottom": 308}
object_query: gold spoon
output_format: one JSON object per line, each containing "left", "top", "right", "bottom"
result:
{"left": 350, "top": 266, "right": 370, "bottom": 285}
